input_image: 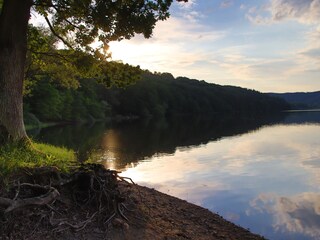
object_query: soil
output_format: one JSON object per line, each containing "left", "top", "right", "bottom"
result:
{"left": 0, "top": 166, "right": 266, "bottom": 240}
{"left": 106, "top": 183, "right": 266, "bottom": 240}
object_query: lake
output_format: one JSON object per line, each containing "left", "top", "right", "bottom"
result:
{"left": 30, "top": 111, "right": 320, "bottom": 240}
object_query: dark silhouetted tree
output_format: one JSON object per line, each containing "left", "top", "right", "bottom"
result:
{"left": 0, "top": 0, "right": 187, "bottom": 143}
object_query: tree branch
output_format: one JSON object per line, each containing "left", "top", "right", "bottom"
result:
{"left": 44, "top": 16, "right": 73, "bottom": 49}
{"left": 28, "top": 49, "right": 71, "bottom": 62}
{"left": 63, "top": 18, "right": 82, "bottom": 31}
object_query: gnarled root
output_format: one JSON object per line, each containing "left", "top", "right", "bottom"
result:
{"left": 0, "top": 183, "right": 59, "bottom": 213}
{"left": 0, "top": 164, "right": 134, "bottom": 238}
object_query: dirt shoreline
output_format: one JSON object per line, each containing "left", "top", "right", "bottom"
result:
{"left": 107, "top": 183, "right": 266, "bottom": 240}
{"left": 0, "top": 168, "right": 266, "bottom": 240}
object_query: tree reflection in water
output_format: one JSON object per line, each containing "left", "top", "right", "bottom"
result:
{"left": 29, "top": 114, "right": 286, "bottom": 169}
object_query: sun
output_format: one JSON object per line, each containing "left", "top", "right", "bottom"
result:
{"left": 108, "top": 41, "right": 138, "bottom": 63}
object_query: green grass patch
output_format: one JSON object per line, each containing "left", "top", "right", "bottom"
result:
{"left": 24, "top": 122, "right": 62, "bottom": 131}
{"left": 0, "top": 141, "right": 76, "bottom": 184}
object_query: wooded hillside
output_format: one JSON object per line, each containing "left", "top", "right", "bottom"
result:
{"left": 269, "top": 92, "right": 320, "bottom": 109}
{"left": 24, "top": 71, "right": 290, "bottom": 124}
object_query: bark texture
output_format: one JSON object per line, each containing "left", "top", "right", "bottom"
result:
{"left": 0, "top": 0, "right": 32, "bottom": 142}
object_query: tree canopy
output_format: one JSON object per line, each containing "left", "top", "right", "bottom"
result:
{"left": 33, "top": 0, "right": 187, "bottom": 51}
{"left": 25, "top": 25, "right": 142, "bottom": 92}
{"left": 0, "top": 0, "right": 187, "bottom": 142}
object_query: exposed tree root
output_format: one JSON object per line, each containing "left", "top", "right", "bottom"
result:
{"left": 0, "top": 163, "right": 134, "bottom": 238}
{"left": 0, "top": 183, "right": 59, "bottom": 213}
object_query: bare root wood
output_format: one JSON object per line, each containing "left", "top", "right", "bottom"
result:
{"left": 0, "top": 163, "right": 135, "bottom": 238}
{"left": 50, "top": 211, "right": 98, "bottom": 232}
{"left": 0, "top": 184, "right": 59, "bottom": 213}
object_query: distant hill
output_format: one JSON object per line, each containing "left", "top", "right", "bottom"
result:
{"left": 268, "top": 91, "right": 320, "bottom": 109}
{"left": 24, "top": 71, "right": 291, "bottom": 123}
{"left": 105, "top": 72, "right": 290, "bottom": 118}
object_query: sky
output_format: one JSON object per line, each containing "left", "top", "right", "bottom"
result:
{"left": 109, "top": 0, "right": 320, "bottom": 93}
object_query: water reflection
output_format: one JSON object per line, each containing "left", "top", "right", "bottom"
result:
{"left": 251, "top": 192, "right": 320, "bottom": 239}
{"left": 30, "top": 114, "right": 286, "bottom": 169}
{"left": 283, "top": 111, "right": 320, "bottom": 124}
{"left": 121, "top": 122, "right": 320, "bottom": 239}
{"left": 29, "top": 111, "right": 320, "bottom": 240}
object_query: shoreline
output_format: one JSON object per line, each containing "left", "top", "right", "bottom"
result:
{"left": 108, "top": 183, "right": 266, "bottom": 240}
{"left": 0, "top": 169, "right": 265, "bottom": 240}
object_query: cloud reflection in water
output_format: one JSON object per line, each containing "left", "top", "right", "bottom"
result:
{"left": 121, "top": 123, "right": 320, "bottom": 239}
{"left": 250, "top": 192, "right": 320, "bottom": 238}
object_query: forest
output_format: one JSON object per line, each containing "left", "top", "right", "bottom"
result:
{"left": 24, "top": 68, "right": 291, "bottom": 126}
{"left": 23, "top": 25, "right": 291, "bottom": 126}
{"left": 269, "top": 91, "right": 320, "bottom": 109}
{"left": 106, "top": 72, "right": 290, "bottom": 118}
{"left": 22, "top": 26, "right": 291, "bottom": 126}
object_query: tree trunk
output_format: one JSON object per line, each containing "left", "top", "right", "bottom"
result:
{"left": 0, "top": 0, "right": 32, "bottom": 143}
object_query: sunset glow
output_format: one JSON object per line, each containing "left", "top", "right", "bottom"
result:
{"left": 108, "top": 0, "right": 320, "bottom": 93}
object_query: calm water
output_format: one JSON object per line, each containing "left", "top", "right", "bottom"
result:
{"left": 30, "top": 112, "right": 320, "bottom": 240}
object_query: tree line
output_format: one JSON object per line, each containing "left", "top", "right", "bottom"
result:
{"left": 107, "top": 72, "right": 290, "bottom": 118}
{"left": 24, "top": 70, "right": 290, "bottom": 125}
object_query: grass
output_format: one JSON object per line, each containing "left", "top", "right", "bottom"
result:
{"left": 0, "top": 140, "right": 76, "bottom": 184}
{"left": 24, "top": 122, "right": 63, "bottom": 131}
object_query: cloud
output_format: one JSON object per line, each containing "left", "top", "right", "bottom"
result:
{"left": 204, "top": 46, "right": 303, "bottom": 90}
{"left": 109, "top": 16, "right": 226, "bottom": 76}
{"left": 309, "top": 25, "right": 320, "bottom": 41}
{"left": 270, "top": 0, "right": 320, "bottom": 24}
{"left": 177, "top": 0, "right": 197, "bottom": 9}
{"left": 110, "top": 0, "right": 320, "bottom": 92}
{"left": 240, "top": 4, "right": 247, "bottom": 10}
{"left": 250, "top": 192, "right": 320, "bottom": 238}
{"left": 183, "top": 10, "right": 203, "bottom": 23}
{"left": 152, "top": 17, "right": 225, "bottom": 43}
{"left": 250, "top": 59, "right": 298, "bottom": 79}
{"left": 247, "top": 0, "right": 320, "bottom": 25}
{"left": 299, "top": 26, "right": 320, "bottom": 68}
{"left": 220, "top": 0, "right": 234, "bottom": 9}
{"left": 175, "top": 0, "right": 204, "bottom": 22}
{"left": 300, "top": 48, "right": 320, "bottom": 59}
